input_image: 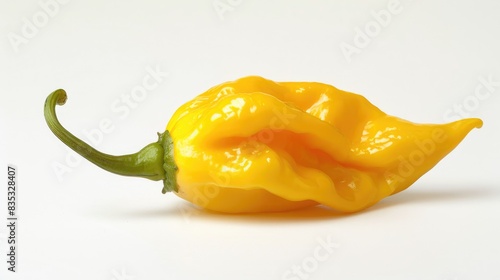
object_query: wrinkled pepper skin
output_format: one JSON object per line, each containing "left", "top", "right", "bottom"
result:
{"left": 167, "top": 76, "right": 482, "bottom": 213}
{"left": 44, "top": 76, "right": 482, "bottom": 214}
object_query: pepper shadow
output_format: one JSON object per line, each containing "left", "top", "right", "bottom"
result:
{"left": 106, "top": 183, "right": 498, "bottom": 223}
{"left": 371, "top": 183, "right": 498, "bottom": 211}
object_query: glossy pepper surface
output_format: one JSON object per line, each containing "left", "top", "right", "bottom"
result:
{"left": 44, "top": 76, "right": 482, "bottom": 213}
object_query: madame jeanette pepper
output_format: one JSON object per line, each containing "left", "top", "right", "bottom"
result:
{"left": 44, "top": 76, "right": 482, "bottom": 213}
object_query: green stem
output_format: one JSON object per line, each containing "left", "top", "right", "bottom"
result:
{"left": 44, "top": 89, "right": 177, "bottom": 193}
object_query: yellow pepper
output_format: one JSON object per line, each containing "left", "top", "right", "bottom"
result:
{"left": 44, "top": 76, "right": 482, "bottom": 213}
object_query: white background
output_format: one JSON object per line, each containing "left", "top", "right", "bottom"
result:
{"left": 1, "top": 0, "right": 499, "bottom": 279}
